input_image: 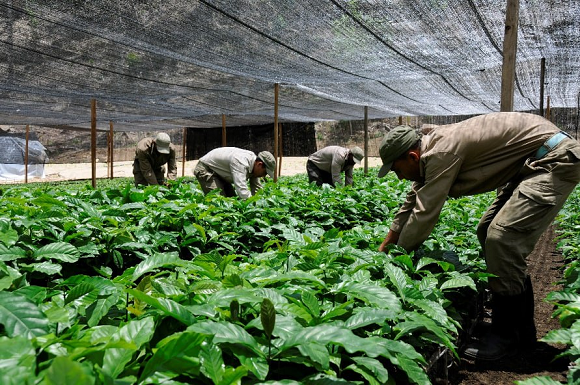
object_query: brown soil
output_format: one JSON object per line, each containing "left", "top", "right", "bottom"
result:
{"left": 448, "top": 225, "right": 570, "bottom": 384}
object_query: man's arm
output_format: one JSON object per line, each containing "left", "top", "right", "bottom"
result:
{"left": 166, "top": 149, "right": 178, "bottom": 180}
{"left": 330, "top": 154, "right": 345, "bottom": 186}
{"left": 136, "top": 150, "right": 159, "bottom": 185}
{"left": 249, "top": 176, "right": 263, "bottom": 195}
{"left": 379, "top": 229, "right": 400, "bottom": 252}
{"left": 396, "top": 153, "right": 463, "bottom": 251}
{"left": 230, "top": 158, "right": 252, "bottom": 199}
{"left": 344, "top": 165, "right": 354, "bottom": 186}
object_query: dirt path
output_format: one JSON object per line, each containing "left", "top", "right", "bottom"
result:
{"left": 451, "top": 225, "right": 569, "bottom": 384}
{"left": 1, "top": 157, "right": 384, "bottom": 184}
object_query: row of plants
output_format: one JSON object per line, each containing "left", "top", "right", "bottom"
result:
{"left": 0, "top": 170, "right": 536, "bottom": 384}
{"left": 518, "top": 186, "right": 580, "bottom": 385}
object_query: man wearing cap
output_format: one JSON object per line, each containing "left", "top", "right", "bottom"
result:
{"left": 194, "top": 147, "right": 276, "bottom": 199}
{"left": 307, "top": 146, "right": 364, "bottom": 187}
{"left": 133, "top": 132, "right": 177, "bottom": 186}
{"left": 376, "top": 112, "right": 580, "bottom": 361}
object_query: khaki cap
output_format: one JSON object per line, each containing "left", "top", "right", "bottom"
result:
{"left": 258, "top": 151, "right": 276, "bottom": 178}
{"left": 350, "top": 146, "right": 364, "bottom": 164}
{"left": 155, "top": 132, "right": 171, "bottom": 154}
{"left": 377, "top": 126, "right": 419, "bottom": 178}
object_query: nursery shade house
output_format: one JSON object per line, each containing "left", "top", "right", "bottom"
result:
{"left": 1, "top": 0, "right": 579, "bottom": 132}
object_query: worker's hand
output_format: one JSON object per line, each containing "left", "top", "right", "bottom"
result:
{"left": 378, "top": 229, "right": 400, "bottom": 253}
{"left": 163, "top": 180, "right": 176, "bottom": 188}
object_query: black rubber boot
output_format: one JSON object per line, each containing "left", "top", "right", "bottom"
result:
{"left": 519, "top": 275, "right": 537, "bottom": 346}
{"left": 462, "top": 277, "right": 536, "bottom": 361}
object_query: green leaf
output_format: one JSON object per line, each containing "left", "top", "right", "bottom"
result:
{"left": 0, "top": 291, "right": 49, "bottom": 338}
{"left": 34, "top": 242, "right": 79, "bottom": 263}
{"left": 540, "top": 328, "right": 571, "bottom": 344}
{"left": 127, "top": 289, "right": 196, "bottom": 326}
{"left": 188, "top": 321, "right": 263, "bottom": 356}
{"left": 138, "top": 331, "right": 207, "bottom": 383}
{"left": 103, "top": 317, "right": 156, "bottom": 378}
{"left": 515, "top": 376, "right": 563, "bottom": 385}
{"left": 200, "top": 342, "right": 224, "bottom": 384}
{"left": 218, "top": 366, "right": 248, "bottom": 385}
{"left": 21, "top": 261, "right": 62, "bottom": 276}
{"left": 439, "top": 274, "right": 476, "bottom": 291}
{"left": 44, "top": 356, "right": 95, "bottom": 385}
{"left": 0, "top": 336, "right": 36, "bottom": 385}
{"left": 345, "top": 308, "right": 398, "bottom": 330}
{"left": 395, "top": 313, "right": 456, "bottom": 356}
{"left": 261, "top": 298, "right": 276, "bottom": 338}
{"left": 350, "top": 356, "right": 390, "bottom": 384}
{"left": 132, "top": 252, "right": 184, "bottom": 281}
{"left": 65, "top": 282, "right": 96, "bottom": 305}
{"left": 396, "top": 353, "right": 430, "bottom": 385}
{"left": 87, "top": 294, "right": 119, "bottom": 327}
{"left": 127, "top": 275, "right": 153, "bottom": 316}
{"left": 297, "top": 342, "right": 330, "bottom": 369}
{"left": 0, "top": 244, "right": 25, "bottom": 261}
{"left": 0, "top": 227, "right": 18, "bottom": 247}
{"left": 302, "top": 290, "right": 321, "bottom": 318}
{"left": 337, "top": 282, "right": 401, "bottom": 311}
{"left": 384, "top": 264, "right": 409, "bottom": 300}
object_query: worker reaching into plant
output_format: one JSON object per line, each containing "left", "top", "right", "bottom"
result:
{"left": 133, "top": 132, "right": 177, "bottom": 186}
{"left": 306, "top": 146, "right": 364, "bottom": 187}
{"left": 194, "top": 147, "right": 276, "bottom": 199}
{"left": 376, "top": 112, "right": 580, "bottom": 361}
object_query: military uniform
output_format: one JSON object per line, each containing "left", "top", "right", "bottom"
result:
{"left": 133, "top": 137, "right": 177, "bottom": 186}
{"left": 391, "top": 112, "right": 580, "bottom": 294}
{"left": 307, "top": 146, "right": 362, "bottom": 186}
{"left": 194, "top": 147, "right": 267, "bottom": 199}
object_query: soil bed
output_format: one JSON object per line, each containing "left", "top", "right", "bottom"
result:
{"left": 450, "top": 225, "right": 569, "bottom": 384}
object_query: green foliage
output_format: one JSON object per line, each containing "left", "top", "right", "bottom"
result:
{"left": 0, "top": 171, "right": 508, "bottom": 383}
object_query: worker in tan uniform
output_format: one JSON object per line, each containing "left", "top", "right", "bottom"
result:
{"left": 307, "top": 146, "right": 364, "bottom": 187}
{"left": 194, "top": 147, "right": 276, "bottom": 199}
{"left": 133, "top": 133, "right": 177, "bottom": 186}
{"left": 377, "top": 112, "right": 580, "bottom": 360}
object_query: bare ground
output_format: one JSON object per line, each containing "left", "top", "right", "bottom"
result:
{"left": 449, "top": 225, "right": 570, "bottom": 384}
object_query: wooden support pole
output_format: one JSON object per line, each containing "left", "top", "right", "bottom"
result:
{"left": 91, "top": 99, "right": 97, "bottom": 188}
{"left": 500, "top": 0, "right": 520, "bottom": 112}
{"left": 278, "top": 122, "right": 283, "bottom": 176}
{"left": 24, "top": 124, "right": 29, "bottom": 183}
{"left": 182, "top": 127, "right": 187, "bottom": 177}
{"left": 539, "top": 58, "right": 545, "bottom": 117}
{"left": 546, "top": 96, "right": 551, "bottom": 121}
{"left": 363, "top": 106, "right": 369, "bottom": 175}
{"left": 273, "top": 83, "right": 279, "bottom": 182}
{"left": 221, "top": 114, "right": 227, "bottom": 147}
{"left": 398, "top": 116, "right": 403, "bottom": 125}
{"left": 108, "top": 121, "right": 114, "bottom": 179}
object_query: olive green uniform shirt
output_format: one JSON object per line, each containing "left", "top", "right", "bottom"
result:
{"left": 392, "top": 112, "right": 562, "bottom": 251}
{"left": 134, "top": 137, "right": 177, "bottom": 185}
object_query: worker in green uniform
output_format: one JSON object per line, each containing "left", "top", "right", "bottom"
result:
{"left": 133, "top": 132, "right": 177, "bottom": 186}
{"left": 377, "top": 112, "right": 580, "bottom": 360}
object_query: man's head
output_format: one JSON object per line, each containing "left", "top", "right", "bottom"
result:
{"left": 378, "top": 126, "right": 420, "bottom": 179}
{"left": 255, "top": 151, "right": 276, "bottom": 178}
{"left": 350, "top": 146, "right": 364, "bottom": 165}
{"left": 155, "top": 133, "right": 171, "bottom": 154}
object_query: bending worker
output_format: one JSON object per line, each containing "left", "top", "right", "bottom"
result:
{"left": 133, "top": 132, "right": 177, "bottom": 186}
{"left": 376, "top": 112, "right": 580, "bottom": 361}
{"left": 307, "top": 146, "right": 364, "bottom": 187}
{"left": 194, "top": 147, "right": 276, "bottom": 199}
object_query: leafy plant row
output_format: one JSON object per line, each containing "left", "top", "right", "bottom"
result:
{"left": 0, "top": 170, "right": 496, "bottom": 384}
{"left": 516, "top": 186, "right": 580, "bottom": 385}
